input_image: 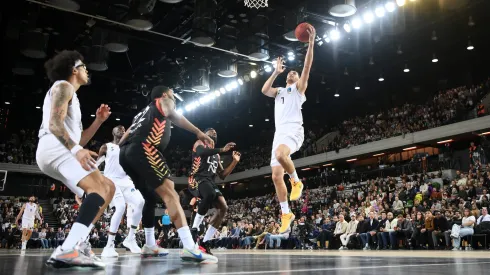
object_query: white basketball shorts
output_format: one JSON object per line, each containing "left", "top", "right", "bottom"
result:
{"left": 36, "top": 134, "right": 97, "bottom": 198}
{"left": 108, "top": 177, "right": 143, "bottom": 208}
{"left": 270, "top": 125, "right": 304, "bottom": 167}
{"left": 21, "top": 217, "right": 34, "bottom": 230}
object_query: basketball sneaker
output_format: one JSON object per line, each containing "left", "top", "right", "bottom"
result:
{"left": 199, "top": 241, "right": 213, "bottom": 255}
{"left": 141, "top": 244, "right": 169, "bottom": 258}
{"left": 46, "top": 246, "right": 105, "bottom": 269}
{"left": 289, "top": 178, "right": 304, "bottom": 201}
{"left": 181, "top": 244, "right": 218, "bottom": 264}
{"left": 279, "top": 212, "right": 295, "bottom": 234}
{"left": 101, "top": 243, "right": 119, "bottom": 258}
{"left": 78, "top": 240, "right": 103, "bottom": 263}
{"left": 123, "top": 236, "right": 142, "bottom": 254}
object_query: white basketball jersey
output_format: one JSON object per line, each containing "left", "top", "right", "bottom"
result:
{"left": 23, "top": 203, "right": 37, "bottom": 220}
{"left": 103, "top": 143, "right": 128, "bottom": 180}
{"left": 38, "top": 80, "right": 83, "bottom": 143}
{"left": 274, "top": 83, "right": 306, "bottom": 129}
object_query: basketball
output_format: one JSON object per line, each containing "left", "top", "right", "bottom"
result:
{"left": 295, "top": 22, "right": 314, "bottom": 42}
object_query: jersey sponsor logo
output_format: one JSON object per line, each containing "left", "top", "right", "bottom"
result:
{"left": 130, "top": 105, "right": 150, "bottom": 133}
{"left": 207, "top": 156, "right": 218, "bottom": 174}
{"left": 131, "top": 188, "right": 135, "bottom": 192}
{"left": 287, "top": 87, "right": 292, "bottom": 94}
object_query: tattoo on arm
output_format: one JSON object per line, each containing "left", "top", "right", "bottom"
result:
{"left": 48, "top": 83, "right": 77, "bottom": 150}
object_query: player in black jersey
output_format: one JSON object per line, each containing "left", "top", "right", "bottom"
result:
{"left": 188, "top": 128, "right": 241, "bottom": 254}
{"left": 119, "top": 85, "right": 218, "bottom": 263}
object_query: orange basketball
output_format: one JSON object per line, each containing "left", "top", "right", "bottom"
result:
{"left": 295, "top": 22, "right": 314, "bottom": 42}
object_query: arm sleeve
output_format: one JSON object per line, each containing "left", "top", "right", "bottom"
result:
{"left": 195, "top": 145, "right": 221, "bottom": 157}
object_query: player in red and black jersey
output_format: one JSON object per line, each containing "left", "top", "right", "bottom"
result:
{"left": 119, "top": 86, "right": 218, "bottom": 263}
{"left": 188, "top": 128, "right": 241, "bottom": 254}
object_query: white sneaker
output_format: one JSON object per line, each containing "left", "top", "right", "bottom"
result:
{"left": 101, "top": 244, "right": 119, "bottom": 258}
{"left": 339, "top": 246, "right": 344, "bottom": 250}
{"left": 21, "top": 241, "right": 27, "bottom": 250}
{"left": 46, "top": 246, "right": 105, "bottom": 269}
{"left": 181, "top": 244, "right": 218, "bottom": 264}
{"left": 77, "top": 240, "right": 103, "bottom": 263}
{"left": 123, "top": 236, "right": 142, "bottom": 254}
{"left": 141, "top": 244, "right": 169, "bottom": 258}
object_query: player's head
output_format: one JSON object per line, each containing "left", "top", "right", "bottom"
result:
{"left": 112, "top": 125, "right": 125, "bottom": 139}
{"left": 204, "top": 128, "right": 217, "bottom": 144}
{"left": 151, "top": 86, "right": 175, "bottom": 103}
{"left": 29, "top": 196, "right": 35, "bottom": 203}
{"left": 44, "top": 50, "right": 88, "bottom": 85}
{"left": 286, "top": 70, "right": 300, "bottom": 84}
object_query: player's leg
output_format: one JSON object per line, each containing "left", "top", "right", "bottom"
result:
{"left": 192, "top": 181, "right": 216, "bottom": 230}
{"left": 274, "top": 143, "right": 303, "bottom": 201}
{"left": 101, "top": 185, "right": 124, "bottom": 257}
{"left": 122, "top": 185, "right": 145, "bottom": 253}
{"left": 271, "top": 165, "right": 295, "bottom": 233}
{"left": 199, "top": 195, "right": 227, "bottom": 255}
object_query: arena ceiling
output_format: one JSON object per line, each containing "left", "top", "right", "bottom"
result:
{"left": 1, "top": 0, "right": 490, "bottom": 148}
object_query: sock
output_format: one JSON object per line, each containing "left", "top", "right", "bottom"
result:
{"left": 203, "top": 225, "right": 217, "bottom": 243}
{"left": 82, "top": 224, "right": 95, "bottom": 242}
{"left": 288, "top": 171, "right": 300, "bottom": 182}
{"left": 129, "top": 226, "right": 136, "bottom": 239}
{"left": 192, "top": 213, "right": 205, "bottom": 229}
{"left": 177, "top": 226, "right": 196, "bottom": 250}
{"left": 280, "top": 201, "right": 290, "bottom": 214}
{"left": 62, "top": 222, "right": 89, "bottom": 250}
{"left": 107, "top": 234, "right": 115, "bottom": 246}
{"left": 144, "top": 227, "right": 156, "bottom": 247}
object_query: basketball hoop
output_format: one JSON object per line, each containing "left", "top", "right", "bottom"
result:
{"left": 244, "top": 0, "right": 268, "bottom": 9}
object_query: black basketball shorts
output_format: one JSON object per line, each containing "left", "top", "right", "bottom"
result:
{"left": 189, "top": 177, "right": 223, "bottom": 199}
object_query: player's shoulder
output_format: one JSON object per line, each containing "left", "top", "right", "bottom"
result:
{"left": 192, "top": 140, "right": 204, "bottom": 151}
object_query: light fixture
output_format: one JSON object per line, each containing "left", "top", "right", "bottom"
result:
{"left": 238, "top": 78, "right": 244, "bottom": 85}
{"left": 185, "top": 104, "right": 193, "bottom": 111}
{"left": 287, "top": 54, "right": 295, "bottom": 61}
{"left": 318, "top": 40, "right": 324, "bottom": 46}
{"left": 220, "top": 87, "right": 226, "bottom": 94}
{"left": 346, "top": 158, "right": 357, "bottom": 162}
{"left": 403, "top": 146, "right": 417, "bottom": 151}
{"left": 479, "top": 132, "right": 490, "bottom": 136}
{"left": 467, "top": 40, "right": 474, "bottom": 51}
{"left": 432, "top": 54, "right": 438, "bottom": 63}
{"left": 287, "top": 51, "right": 294, "bottom": 56}
{"left": 231, "top": 81, "right": 238, "bottom": 89}
{"left": 396, "top": 0, "right": 406, "bottom": 6}
{"left": 249, "top": 124, "right": 253, "bottom": 127}
{"left": 264, "top": 65, "right": 272, "bottom": 73}
{"left": 301, "top": 167, "right": 311, "bottom": 171}
{"left": 322, "top": 163, "right": 333, "bottom": 167}
{"left": 403, "top": 64, "right": 410, "bottom": 72}
{"left": 385, "top": 1, "right": 396, "bottom": 12}
{"left": 265, "top": 118, "right": 269, "bottom": 122}
{"left": 375, "top": 6, "right": 385, "bottom": 17}
{"left": 363, "top": 11, "right": 374, "bottom": 23}
{"left": 343, "top": 22, "right": 351, "bottom": 33}
{"left": 468, "top": 16, "right": 475, "bottom": 27}
{"left": 324, "top": 36, "right": 331, "bottom": 43}
{"left": 91, "top": 114, "right": 95, "bottom": 117}
{"left": 334, "top": 91, "right": 340, "bottom": 97}
{"left": 330, "top": 29, "right": 340, "bottom": 41}
{"left": 4, "top": 102, "right": 10, "bottom": 105}
{"left": 214, "top": 90, "right": 221, "bottom": 97}
{"left": 378, "top": 74, "right": 384, "bottom": 81}
{"left": 397, "top": 45, "right": 403, "bottom": 55}
{"left": 354, "top": 82, "right": 360, "bottom": 90}
{"left": 250, "top": 70, "right": 257, "bottom": 78}
{"left": 373, "top": 153, "right": 385, "bottom": 157}
{"left": 225, "top": 84, "right": 233, "bottom": 91}
{"left": 271, "top": 59, "right": 277, "bottom": 68}
{"left": 194, "top": 101, "right": 201, "bottom": 107}
{"left": 352, "top": 18, "right": 362, "bottom": 29}
{"left": 369, "top": 56, "right": 375, "bottom": 65}
{"left": 116, "top": 118, "right": 120, "bottom": 121}
{"left": 437, "top": 139, "right": 453, "bottom": 144}
{"left": 36, "top": 106, "right": 41, "bottom": 109}
{"left": 431, "top": 30, "right": 437, "bottom": 41}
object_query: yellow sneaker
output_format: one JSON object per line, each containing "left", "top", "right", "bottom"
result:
{"left": 289, "top": 178, "right": 304, "bottom": 201}
{"left": 279, "top": 212, "right": 295, "bottom": 234}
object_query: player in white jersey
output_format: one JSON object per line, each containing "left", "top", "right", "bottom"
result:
{"left": 15, "top": 196, "right": 42, "bottom": 250}
{"left": 261, "top": 25, "right": 316, "bottom": 234}
{"left": 36, "top": 50, "right": 115, "bottom": 269}
{"left": 98, "top": 125, "right": 145, "bottom": 257}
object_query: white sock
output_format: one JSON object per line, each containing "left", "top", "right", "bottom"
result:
{"left": 144, "top": 227, "right": 156, "bottom": 247}
{"left": 62, "top": 222, "right": 89, "bottom": 250}
{"left": 129, "top": 227, "right": 136, "bottom": 238}
{"left": 192, "top": 213, "right": 205, "bottom": 229}
{"left": 177, "top": 226, "right": 196, "bottom": 250}
{"left": 280, "top": 201, "right": 290, "bottom": 214}
{"left": 203, "top": 225, "right": 217, "bottom": 243}
{"left": 288, "top": 171, "right": 300, "bottom": 182}
{"left": 107, "top": 234, "right": 115, "bottom": 246}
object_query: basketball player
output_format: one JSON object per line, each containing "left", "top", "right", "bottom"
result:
{"left": 119, "top": 86, "right": 218, "bottom": 263}
{"left": 188, "top": 128, "right": 241, "bottom": 254}
{"left": 261, "top": 25, "right": 316, "bottom": 233}
{"left": 98, "top": 126, "right": 145, "bottom": 257}
{"left": 15, "top": 196, "right": 42, "bottom": 250}
{"left": 36, "top": 50, "right": 115, "bottom": 268}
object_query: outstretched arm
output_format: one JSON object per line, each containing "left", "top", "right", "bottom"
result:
{"left": 217, "top": 152, "right": 241, "bottom": 180}
{"left": 297, "top": 26, "right": 316, "bottom": 94}
{"left": 79, "top": 104, "right": 111, "bottom": 146}
{"left": 193, "top": 140, "right": 236, "bottom": 157}
{"left": 97, "top": 144, "right": 107, "bottom": 160}
{"left": 261, "top": 57, "right": 285, "bottom": 98}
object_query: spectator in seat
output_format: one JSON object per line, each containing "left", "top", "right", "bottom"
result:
{"left": 476, "top": 207, "right": 490, "bottom": 225}
{"left": 375, "top": 212, "right": 388, "bottom": 249}
{"left": 28, "top": 228, "right": 40, "bottom": 249}
{"left": 46, "top": 227, "right": 56, "bottom": 248}
{"left": 421, "top": 211, "right": 434, "bottom": 248}
{"left": 359, "top": 211, "right": 379, "bottom": 250}
{"left": 317, "top": 217, "right": 335, "bottom": 249}
{"left": 393, "top": 197, "right": 404, "bottom": 215}
{"left": 55, "top": 227, "right": 65, "bottom": 247}
{"left": 452, "top": 208, "right": 475, "bottom": 250}
{"left": 330, "top": 214, "right": 347, "bottom": 249}
{"left": 289, "top": 221, "right": 301, "bottom": 249}
{"left": 432, "top": 211, "right": 450, "bottom": 249}
{"left": 267, "top": 227, "right": 290, "bottom": 249}
{"left": 389, "top": 214, "right": 412, "bottom": 250}
{"left": 445, "top": 211, "right": 462, "bottom": 245}
{"left": 39, "top": 228, "right": 49, "bottom": 249}
{"left": 378, "top": 212, "right": 396, "bottom": 250}
{"left": 411, "top": 212, "right": 425, "bottom": 249}
{"left": 339, "top": 213, "right": 359, "bottom": 250}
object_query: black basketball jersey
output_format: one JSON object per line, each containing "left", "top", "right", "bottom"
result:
{"left": 188, "top": 144, "right": 219, "bottom": 187}
{"left": 123, "top": 99, "right": 171, "bottom": 153}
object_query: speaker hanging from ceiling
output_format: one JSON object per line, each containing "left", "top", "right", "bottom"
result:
{"left": 20, "top": 30, "right": 48, "bottom": 59}
{"left": 191, "top": 0, "right": 217, "bottom": 47}
{"left": 217, "top": 25, "right": 238, "bottom": 77}
{"left": 104, "top": 31, "right": 129, "bottom": 53}
{"left": 328, "top": 0, "right": 357, "bottom": 17}
{"left": 248, "top": 14, "right": 269, "bottom": 61}
{"left": 126, "top": 0, "right": 157, "bottom": 31}
{"left": 192, "top": 67, "right": 210, "bottom": 92}
{"left": 283, "top": 9, "right": 305, "bottom": 41}
{"left": 87, "top": 45, "right": 109, "bottom": 71}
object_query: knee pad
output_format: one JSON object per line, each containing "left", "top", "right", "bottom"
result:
{"left": 76, "top": 193, "right": 105, "bottom": 226}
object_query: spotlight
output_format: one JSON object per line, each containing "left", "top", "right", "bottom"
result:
{"left": 194, "top": 101, "right": 201, "bottom": 107}
{"left": 220, "top": 87, "right": 226, "bottom": 94}
{"left": 250, "top": 70, "right": 257, "bottom": 78}
{"left": 375, "top": 7, "right": 385, "bottom": 17}
{"left": 116, "top": 118, "right": 120, "bottom": 121}
{"left": 214, "top": 90, "right": 221, "bottom": 96}
{"left": 468, "top": 16, "right": 475, "bottom": 27}
{"left": 432, "top": 54, "right": 438, "bottom": 63}
{"left": 385, "top": 1, "right": 396, "bottom": 12}
{"left": 318, "top": 40, "right": 324, "bottom": 46}
{"left": 287, "top": 51, "right": 294, "bottom": 56}
{"left": 363, "top": 11, "right": 374, "bottom": 23}
{"left": 4, "top": 102, "right": 10, "bottom": 105}
{"left": 467, "top": 40, "right": 474, "bottom": 50}
{"left": 334, "top": 91, "right": 340, "bottom": 97}
{"left": 396, "top": 0, "right": 406, "bottom": 6}
{"left": 231, "top": 81, "right": 238, "bottom": 89}
{"left": 238, "top": 78, "right": 244, "bottom": 85}
{"left": 264, "top": 65, "right": 272, "bottom": 73}
{"left": 378, "top": 74, "right": 385, "bottom": 81}
{"left": 403, "top": 64, "right": 410, "bottom": 72}
{"left": 249, "top": 124, "right": 253, "bottom": 127}
{"left": 324, "top": 37, "right": 331, "bottom": 43}
{"left": 352, "top": 18, "right": 362, "bottom": 29}
{"left": 265, "top": 118, "right": 269, "bottom": 122}
{"left": 209, "top": 93, "right": 216, "bottom": 99}
{"left": 176, "top": 109, "right": 184, "bottom": 115}
{"left": 288, "top": 55, "right": 295, "bottom": 61}
{"left": 225, "top": 84, "right": 233, "bottom": 91}
{"left": 354, "top": 82, "right": 360, "bottom": 90}
{"left": 329, "top": 29, "right": 340, "bottom": 41}
{"left": 185, "top": 104, "right": 193, "bottom": 111}
{"left": 343, "top": 22, "right": 351, "bottom": 33}
{"left": 36, "top": 106, "right": 41, "bottom": 109}
{"left": 91, "top": 114, "right": 95, "bottom": 117}
{"left": 199, "top": 97, "right": 206, "bottom": 104}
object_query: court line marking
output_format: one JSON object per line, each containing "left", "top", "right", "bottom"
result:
{"left": 178, "top": 261, "right": 490, "bottom": 275}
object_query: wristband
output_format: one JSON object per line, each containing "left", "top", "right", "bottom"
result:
{"left": 71, "top": 145, "right": 83, "bottom": 155}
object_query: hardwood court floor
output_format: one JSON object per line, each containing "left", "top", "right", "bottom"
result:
{"left": 0, "top": 248, "right": 489, "bottom": 275}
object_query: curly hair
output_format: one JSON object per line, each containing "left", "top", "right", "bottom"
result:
{"left": 44, "top": 50, "right": 84, "bottom": 82}
{"left": 150, "top": 85, "right": 171, "bottom": 101}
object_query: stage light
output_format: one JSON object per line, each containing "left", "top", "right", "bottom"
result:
{"left": 250, "top": 70, "right": 257, "bottom": 78}
{"left": 437, "top": 139, "right": 453, "bottom": 144}
{"left": 214, "top": 90, "right": 221, "bottom": 96}
{"left": 373, "top": 153, "right": 385, "bottom": 157}
{"left": 324, "top": 36, "right": 331, "bottom": 43}
{"left": 238, "top": 78, "right": 244, "bottom": 85}
{"left": 265, "top": 118, "right": 269, "bottom": 122}
{"left": 288, "top": 55, "right": 295, "bottom": 61}
{"left": 467, "top": 40, "right": 474, "bottom": 50}
{"left": 176, "top": 109, "right": 184, "bottom": 115}
{"left": 346, "top": 158, "right": 357, "bottom": 162}
{"left": 432, "top": 54, "right": 438, "bottom": 63}
{"left": 355, "top": 82, "right": 360, "bottom": 90}
{"left": 363, "top": 11, "right": 374, "bottom": 23}
{"left": 404, "top": 64, "right": 410, "bottom": 72}
{"left": 199, "top": 97, "right": 206, "bottom": 104}
{"left": 287, "top": 51, "right": 294, "bottom": 56}
{"left": 272, "top": 59, "right": 277, "bottom": 69}
{"left": 264, "top": 65, "right": 272, "bottom": 73}
{"left": 352, "top": 18, "right": 362, "bottom": 29}
{"left": 343, "top": 22, "right": 351, "bottom": 33}
{"left": 318, "top": 40, "right": 324, "bottom": 46}
{"left": 91, "top": 114, "right": 95, "bottom": 117}
{"left": 209, "top": 93, "right": 216, "bottom": 99}
{"left": 396, "top": 0, "right": 406, "bottom": 6}
{"left": 185, "top": 104, "right": 193, "bottom": 111}
{"left": 403, "top": 146, "right": 417, "bottom": 151}
{"left": 36, "top": 106, "right": 41, "bottom": 109}
{"left": 4, "top": 102, "right": 10, "bottom": 105}
{"left": 379, "top": 76, "right": 385, "bottom": 81}
{"left": 116, "top": 118, "right": 120, "bottom": 121}
{"left": 330, "top": 29, "right": 340, "bottom": 41}
{"left": 375, "top": 6, "right": 385, "bottom": 17}
{"left": 249, "top": 124, "right": 253, "bottom": 127}
{"left": 220, "top": 87, "right": 226, "bottom": 94}
{"left": 334, "top": 92, "right": 339, "bottom": 97}
{"left": 225, "top": 84, "right": 233, "bottom": 91}
{"left": 194, "top": 101, "right": 201, "bottom": 107}
{"left": 385, "top": 1, "right": 396, "bottom": 12}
